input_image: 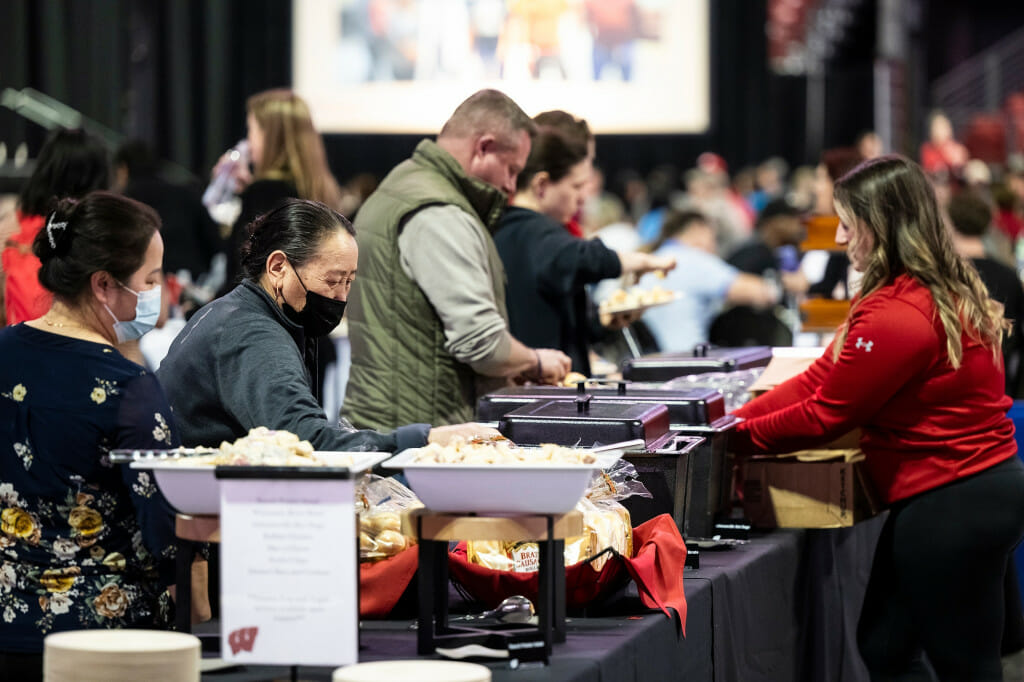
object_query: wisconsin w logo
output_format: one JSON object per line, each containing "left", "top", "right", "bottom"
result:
{"left": 228, "top": 626, "right": 258, "bottom": 655}
{"left": 855, "top": 337, "right": 873, "bottom": 352}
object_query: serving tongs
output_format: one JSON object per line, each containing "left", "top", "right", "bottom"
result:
{"left": 587, "top": 438, "right": 647, "bottom": 454}
{"left": 639, "top": 433, "right": 706, "bottom": 455}
{"left": 108, "top": 448, "right": 217, "bottom": 464}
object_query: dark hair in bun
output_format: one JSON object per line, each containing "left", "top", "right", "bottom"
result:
{"left": 239, "top": 198, "right": 354, "bottom": 282}
{"left": 33, "top": 191, "right": 161, "bottom": 302}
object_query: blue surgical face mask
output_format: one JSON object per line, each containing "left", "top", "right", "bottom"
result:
{"left": 104, "top": 282, "right": 162, "bottom": 343}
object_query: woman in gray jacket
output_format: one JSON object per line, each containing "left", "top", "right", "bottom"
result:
{"left": 158, "top": 198, "right": 493, "bottom": 451}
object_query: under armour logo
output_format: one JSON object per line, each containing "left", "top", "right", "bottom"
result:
{"left": 228, "top": 626, "right": 259, "bottom": 655}
{"left": 855, "top": 337, "right": 873, "bottom": 352}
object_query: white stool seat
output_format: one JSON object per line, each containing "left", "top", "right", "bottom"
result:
{"left": 333, "top": 659, "right": 491, "bottom": 682}
{"left": 44, "top": 629, "right": 200, "bottom": 682}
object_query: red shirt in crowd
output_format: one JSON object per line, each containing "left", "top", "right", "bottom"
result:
{"left": 919, "top": 140, "right": 968, "bottom": 177}
{"left": 994, "top": 209, "right": 1024, "bottom": 242}
{"left": 731, "top": 273, "right": 1016, "bottom": 504}
{"left": 2, "top": 211, "right": 50, "bottom": 325}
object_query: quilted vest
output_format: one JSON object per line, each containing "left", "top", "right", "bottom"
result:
{"left": 343, "top": 140, "right": 509, "bottom": 429}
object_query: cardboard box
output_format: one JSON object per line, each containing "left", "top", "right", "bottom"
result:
{"left": 740, "top": 449, "right": 880, "bottom": 528}
{"left": 747, "top": 347, "right": 825, "bottom": 397}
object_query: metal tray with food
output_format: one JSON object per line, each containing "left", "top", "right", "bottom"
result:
{"left": 597, "top": 287, "right": 679, "bottom": 316}
{"left": 381, "top": 440, "right": 631, "bottom": 515}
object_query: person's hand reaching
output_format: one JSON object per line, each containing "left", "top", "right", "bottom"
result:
{"left": 427, "top": 423, "right": 504, "bottom": 446}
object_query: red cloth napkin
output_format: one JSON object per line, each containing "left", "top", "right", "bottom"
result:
{"left": 359, "top": 545, "right": 418, "bottom": 618}
{"left": 622, "top": 515, "right": 688, "bottom": 635}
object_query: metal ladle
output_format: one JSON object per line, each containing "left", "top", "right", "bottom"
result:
{"left": 463, "top": 595, "right": 536, "bottom": 623}
{"left": 408, "top": 594, "right": 537, "bottom": 631}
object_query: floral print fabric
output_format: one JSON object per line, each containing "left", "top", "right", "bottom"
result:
{"left": 0, "top": 324, "right": 179, "bottom": 653}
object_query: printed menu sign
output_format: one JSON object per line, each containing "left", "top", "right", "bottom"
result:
{"left": 219, "top": 478, "right": 357, "bottom": 666}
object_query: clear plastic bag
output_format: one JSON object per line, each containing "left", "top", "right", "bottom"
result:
{"left": 356, "top": 475, "right": 423, "bottom": 562}
{"left": 661, "top": 367, "right": 765, "bottom": 412}
{"left": 587, "top": 458, "right": 652, "bottom": 501}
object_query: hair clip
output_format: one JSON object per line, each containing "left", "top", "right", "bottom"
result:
{"left": 46, "top": 213, "right": 69, "bottom": 250}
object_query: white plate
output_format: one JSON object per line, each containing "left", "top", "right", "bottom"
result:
{"left": 380, "top": 448, "right": 624, "bottom": 514}
{"left": 130, "top": 451, "right": 390, "bottom": 515}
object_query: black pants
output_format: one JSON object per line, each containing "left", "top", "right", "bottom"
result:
{"left": 858, "top": 456, "right": 1024, "bottom": 681}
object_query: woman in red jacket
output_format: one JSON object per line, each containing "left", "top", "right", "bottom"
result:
{"left": 731, "top": 154, "right": 1024, "bottom": 680}
{"left": 2, "top": 129, "right": 110, "bottom": 325}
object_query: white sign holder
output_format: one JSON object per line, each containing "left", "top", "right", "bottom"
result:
{"left": 217, "top": 467, "right": 358, "bottom": 667}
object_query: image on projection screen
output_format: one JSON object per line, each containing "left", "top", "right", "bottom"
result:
{"left": 293, "top": 0, "right": 709, "bottom": 135}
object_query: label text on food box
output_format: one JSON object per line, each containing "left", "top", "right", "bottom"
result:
{"left": 512, "top": 544, "right": 539, "bottom": 573}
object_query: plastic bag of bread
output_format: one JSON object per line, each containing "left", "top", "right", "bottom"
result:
{"left": 356, "top": 475, "right": 424, "bottom": 562}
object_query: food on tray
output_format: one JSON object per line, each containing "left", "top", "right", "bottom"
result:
{"left": 357, "top": 475, "right": 423, "bottom": 562}
{"left": 409, "top": 438, "right": 597, "bottom": 465}
{"left": 598, "top": 285, "right": 675, "bottom": 313}
{"left": 172, "top": 426, "right": 336, "bottom": 467}
{"left": 562, "top": 371, "right": 588, "bottom": 387}
{"left": 466, "top": 498, "right": 632, "bottom": 572}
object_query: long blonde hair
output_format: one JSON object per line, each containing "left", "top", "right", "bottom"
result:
{"left": 247, "top": 89, "right": 343, "bottom": 210}
{"left": 832, "top": 155, "right": 1007, "bottom": 367}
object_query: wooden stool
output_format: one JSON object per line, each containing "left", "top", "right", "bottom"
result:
{"left": 405, "top": 510, "right": 583, "bottom": 657}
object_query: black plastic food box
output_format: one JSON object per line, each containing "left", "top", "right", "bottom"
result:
{"left": 477, "top": 381, "right": 725, "bottom": 428}
{"left": 620, "top": 345, "right": 772, "bottom": 382}
{"left": 496, "top": 396, "right": 739, "bottom": 539}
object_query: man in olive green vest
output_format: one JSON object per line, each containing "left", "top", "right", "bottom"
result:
{"left": 343, "top": 90, "right": 572, "bottom": 430}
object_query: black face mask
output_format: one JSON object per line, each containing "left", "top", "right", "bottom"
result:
{"left": 284, "top": 265, "right": 347, "bottom": 337}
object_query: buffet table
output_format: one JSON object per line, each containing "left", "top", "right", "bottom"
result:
{"left": 200, "top": 519, "right": 885, "bottom": 682}
{"left": 199, "top": 581, "right": 709, "bottom": 682}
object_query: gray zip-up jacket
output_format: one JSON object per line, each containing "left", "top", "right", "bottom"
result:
{"left": 157, "top": 280, "right": 428, "bottom": 451}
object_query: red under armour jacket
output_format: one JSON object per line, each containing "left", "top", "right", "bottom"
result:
{"left": 732, "top": 273, "right": 1017, "bottom": 504}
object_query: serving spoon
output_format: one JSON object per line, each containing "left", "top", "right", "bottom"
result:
{"left": 461, "top": 594, "right": 536, "bottom": 623}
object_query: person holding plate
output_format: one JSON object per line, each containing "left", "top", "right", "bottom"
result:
{"left": 494, "top": 119, "right": 674, "bottom": 375}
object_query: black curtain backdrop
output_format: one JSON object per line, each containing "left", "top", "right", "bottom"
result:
{"left": 1, "top": 0, "right": 290, "bottom": 184}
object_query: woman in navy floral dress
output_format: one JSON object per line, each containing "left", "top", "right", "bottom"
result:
{"left": 0, "top": 192, "right": 178, "bottom": 680}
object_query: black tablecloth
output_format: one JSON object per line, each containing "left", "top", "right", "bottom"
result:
{"left": 200, "top": 521, "right": 884, "bottom": 682}
{"left": 200, "top": 591, "right": 707, "bottom": 682}
{"left": 686, "top": 517, "right": 884, "bottom": 682}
